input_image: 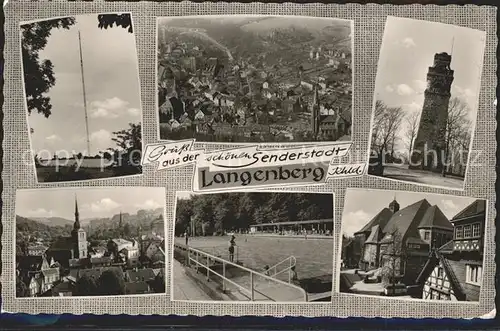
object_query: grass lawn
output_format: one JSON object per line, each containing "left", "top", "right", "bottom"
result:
{"left": 36, "top": 166, "right": 140, "bottom": 182}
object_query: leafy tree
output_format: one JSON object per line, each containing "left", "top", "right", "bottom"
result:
{"left": 98, "top": 269, "right": 125, "bottom": 295}
{"left": 97, "top": 14, "right": 133, "bottom": 33}
{"left": 109, "top": 123, "right": 142, "bottom": 170}
{"left": 74, "top": 273, "right": 99, "bottom": 296}
{"left": 21, "top": 17, "right": 75, "bottom": 117}
{"left": 175, "top": 199, "right": 193, "bottom": 236}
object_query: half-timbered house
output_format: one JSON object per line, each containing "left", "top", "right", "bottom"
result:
{"left": 415, "top": 199, "right": 486, "bottom": 301}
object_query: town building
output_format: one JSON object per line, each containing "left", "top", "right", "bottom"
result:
{"left": 46, "top": 196, "right": 88, "bottom": 268}
{"left": 410, "top": 52, "right": 455, "bottom": 172}
{"left": 353, "top": 197, "right": 454, "bottom": 284}
{"left": 19, "top": 254, "right": 60, "bottom": 297}
{"left": 416, "top": 199, "right": 486, "bottom": 301}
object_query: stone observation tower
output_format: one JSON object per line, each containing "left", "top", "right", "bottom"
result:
{"left": 410, "top": 52, "right": 454, "bottom": 172}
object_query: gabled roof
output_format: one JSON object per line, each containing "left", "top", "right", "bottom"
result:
{"left": 319, "top": 115, "right": 337, "bottom": 123}
{"left": 382, "top": 199, "right": 431, "bottom": 237}
{"left": 355, "top": 208, "right": 393, "bottom": 234}
{"left": 127, "top": 268, "right": 156, "bottom": 282}
{"left": 452, "top": 199, "right": 486, "bottom": 221}
{"left": 90, "top": 257, "right": 112, "bottom": 265}
{"left": 415, "top": 249, "right": 466, "bottom": 301}
{"left": 418, "top": 205, "right": 453, "bottom": 230}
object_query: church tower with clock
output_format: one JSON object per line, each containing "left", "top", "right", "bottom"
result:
{"left": 410, "top": 52, "right": 454, "bottom": 172}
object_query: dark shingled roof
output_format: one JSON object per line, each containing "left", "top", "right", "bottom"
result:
{"left": 125, "top": 281, "right": 150, "bottom": 295}
{"left": 355, "top": 208, "right": 393, "bottom": 234}
{"left": 127, "top": 268, "right": 156, "bottom": 282}
{"left": 452, "top": 199, "right": 486, "bottom": 220}
{"left": 90, "top": 257, "right": 112, "bottom": 265}
{"left": 78, "top": 269, "right": 101, "bottom": 280}
{"left": 418, "top": 205, "right": 453, "bottom": 230}
{"left": 319, "top": 115, "right": 336, "bottom": 123}
{"left": 17, "top": 255, "right": 44, "bottom": 271}
{"left": 48, "top": 236, "right": 74, "bottom": 251}
{"left": 382, "top": 199, "right": 431, "bottom": 237}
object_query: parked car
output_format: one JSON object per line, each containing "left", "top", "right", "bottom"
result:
{"left": 384, "top": 283, "right": 407, "bottom": 296}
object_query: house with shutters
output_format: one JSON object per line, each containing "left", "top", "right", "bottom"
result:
{"left": 415, "top": 199, "right": 486, "bottom": 301}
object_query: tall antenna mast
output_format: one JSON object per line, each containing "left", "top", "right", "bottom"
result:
{"left": 450, "top": 36, "right": 455, "bottom": 57}
{"left": 78, "top": 29, "right": 91, "bottom": 156}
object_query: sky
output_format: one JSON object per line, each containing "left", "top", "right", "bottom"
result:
{"left": 374, "top": 16, "right": 486, "bottom": 150}
{"left": 16, "top": 187, "right": 165, "bottom": 220}
{"left": 176, "top": 191, "right": 194, "bottom": 200}
{"left": 25, "top": 14, "right": 142, "bottom": 158}
{"left": 341, "top": 188, "right": 481, "bottom": 237}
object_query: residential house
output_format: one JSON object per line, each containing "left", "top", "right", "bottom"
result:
{"left": 108, "top": 239, "right": 134, "bottom": 258}
{"left": 121, "top": 241, "right": 140, "bottom": 268}
{"left": 125, "top": 281, "right": 151, "bottom": 295}
{"left": 416, "top": 199, "right": 486, "bottom": 301}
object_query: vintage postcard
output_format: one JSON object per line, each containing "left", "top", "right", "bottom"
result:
{"left": 1, "top": 1, "right": 496, "bottom": 320}
{"left": 367, "top": 17, "right": 486, "bottom": 190}
{"left": 20, "top": 13, "right": 143, "bottom": 183}
{"left": 339, "top": 188, "right": 487, "bottom": 303}
{"left": 15, "top": 187, "right": 166, "bottom": 297}
{"left": 157, "top": 15, "right": 353, "bottom": 144}
{"left": 172, "top": 191, "right": 334, "bottom": 302}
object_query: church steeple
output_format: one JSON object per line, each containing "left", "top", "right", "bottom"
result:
{"left": 73, "top": 195, "right": 80, "bottom": 230}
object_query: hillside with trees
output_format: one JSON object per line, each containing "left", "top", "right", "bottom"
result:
{"left": 175, "top": 192, "right": 333, "bottom": 236}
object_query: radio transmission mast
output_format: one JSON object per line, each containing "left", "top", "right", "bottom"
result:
{"left": 78, "top": 29, "right": 91, "bottom": 156}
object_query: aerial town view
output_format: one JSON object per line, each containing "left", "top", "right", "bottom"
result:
{"left": 15, "top": 187, "right": 166, "bottom": 297}
{"left": 157, "top": 16, "right": 353, "bottom": 143}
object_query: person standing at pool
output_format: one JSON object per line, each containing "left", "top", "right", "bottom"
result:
{"left": 228, "top": 235, "right": 236, "bottom": 262}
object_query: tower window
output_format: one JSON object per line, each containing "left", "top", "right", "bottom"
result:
{"left": 424, "top": 232, "right": 430, "bottom": 240}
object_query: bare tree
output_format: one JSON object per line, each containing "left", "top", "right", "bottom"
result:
{"left": 380, "top": 228, "right": 407, "bottom": 290}
{"left": 371, "top": 100, "right": 405, "bottom": 162}
{"left": 442, "top": 97, "right": 470, "bottom": 177}
{"left": 404, "top": 112, "right": 420, "bottom": 163}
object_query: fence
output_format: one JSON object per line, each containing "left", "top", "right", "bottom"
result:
{"left": 175, "top": 243, "right": 308, "bottom": 302}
